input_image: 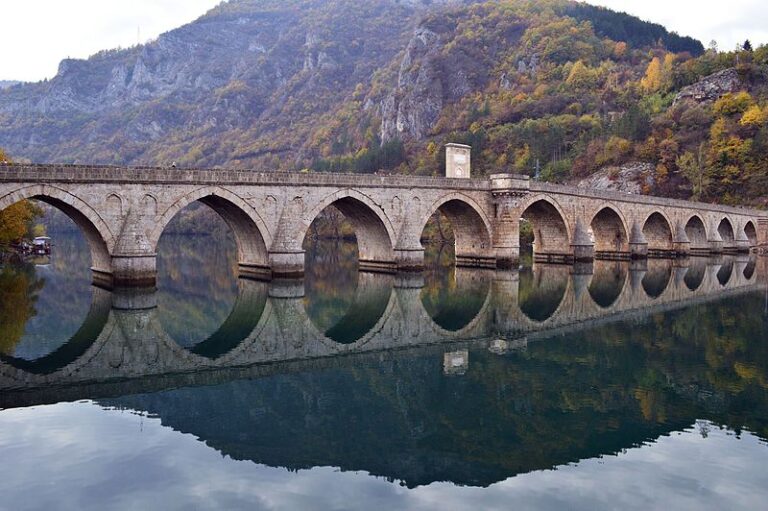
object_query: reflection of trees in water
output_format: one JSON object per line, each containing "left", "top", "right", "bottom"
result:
{"left": 0, "top": 265, "right": 43, "bottom": 355}
{"left": 421, "top": 259, "right": 491, "bottom": 332}
{"left": 304, "top": 239, "right": 359, "bottom": 333}
{"left": 1, "top": 231, "right": 94, "bottom": 360}
{"left": 157, "top": 235, "right": 239, "bottom": 347}
{"left": 157, "top": 206, "right": 240, "bottom": 349}
{"left": 105, "top": 291, "right": 768, "bottom": 488}
{"left": 519, "top": 265, "right": 569, "bottom": 322}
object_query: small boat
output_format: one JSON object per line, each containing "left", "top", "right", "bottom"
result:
{"left": 32, "top": 236, "right": 52, "bottom": 255}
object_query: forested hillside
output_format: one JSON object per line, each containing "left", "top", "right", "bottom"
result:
{"left": 1, "top": 0, "right": 766, "bottom": 205}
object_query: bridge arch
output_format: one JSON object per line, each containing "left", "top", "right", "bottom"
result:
{"left": 0, "top": 185, "right": 114, "bottom": 274}
{"left": 642, "top": 211, "right": 674, "bottom": 255}
{"left": 304, "top": 189, "right": 397, "bottom": 270}
{"left": 589, "top": 205, "right": 630, "bottom": 257}
{"left": 744, "top": 220, "right": 758, "bottom": 247}
{"left": 520, "top": 195, "right": 571, "bottom": 260}
{"left": 151, "top": 187, "right": 272, "bottom": 274}
{"left": 420, "top": 193, "right": 494, "bottom": 267}
{"left": 684, "top": 214, "right": 709, "bottom": 254}
{"left": 717, "top": 217, "right": 736, "bottom": 246}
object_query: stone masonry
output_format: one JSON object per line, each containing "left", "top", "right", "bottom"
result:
{"left": 0, "top": 149, "right": 766, "bottom": 286}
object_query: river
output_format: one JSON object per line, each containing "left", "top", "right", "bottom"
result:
{"left": 0, "top": 219, "right": 767, "bottom": 510}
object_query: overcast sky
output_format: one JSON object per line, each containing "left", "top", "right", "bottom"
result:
{"left": 1, "top": 0, "right": 767, "bottom": 82}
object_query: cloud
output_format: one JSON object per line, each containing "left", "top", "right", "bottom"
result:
{"left": 0, "top": 402, "right": 767, "bottom": 510}
{"left": 589, "top": 0, "right": 768, "bottom": 50}
{"left": 0, "top": 0, "right": 220, "bottom": 82}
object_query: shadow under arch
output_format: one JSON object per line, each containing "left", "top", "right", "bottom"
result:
{"left": 717, "top": 259, "right": 734, "bottom": 286}
{"left": 519, "top": 264, "right": 569, "bottom": 322}
{"left": 744, "top": 221, "right": 758, "bottom": 247}
{"left": 307, "top": 272, "right": 394, "bottom": 344}
{"left": 0, "top": 185, "right": 113, "bottom": 276}
{"left": 519, "top": 195, "right": 571, "bottom": 262}
{"left": 718, "top": 217, "right": 735, "bottom": 247}
{"left": 151, "top": 187, "right": 271, "bottom": 277}
{"left": 685, "top": 215, "right": 709, "bottom": 255}
{"left": 588, "top": 261, "right": 628, "bottom": 308}
{"left": 420, "top": 193, "right": 494, "bottom": 268}
{"left": 421, "top": 268, "right": 492, "bottom": 332}
{"left": 304, "top": 191, "right": 397, "bottom": 272}
{"left": 0, "top": 288, "right": 112, "bottom": 375}
{"left": 683, "top": 262, "right": 707, "bottom": 291}
{"left": 590, "top": 205, "right": 630, "bottom": 258}
{"left": 184, "top": 280, "right": 270, "bottom": 359}
{"left": 642, "top": 212, "right": 674, "bottom": 257}
{"left": 641, "top": 261, "right": 672, "bottom": 299}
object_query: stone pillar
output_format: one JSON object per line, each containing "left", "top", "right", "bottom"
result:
{"left": 673, "top": 221, "right": 691, "bottom": 257}
{"left": 758, "top": 219, "right": 768, "bottom": 255}
{"left": 445, "top": 144, "right": 471, "bottom": 179}
{"left": 571, "top": 219, "right": 594, "bottom": 262}
{"left": 735, "top": 227, "right": 751, "bottom": 254}
{"left": 490, "top": 174, "right": 530, "bottom": 269}
{"left": 112, "top": 209, "right": 157, "bottom": 287}
{"left": 629, "top": 221, "right": 648, "bottom": 259}
{"left": 269, "top": 250, "right": 305, "bottom": 278}
{"left": 395, "top": 247, "right": 425, "bottom": 272}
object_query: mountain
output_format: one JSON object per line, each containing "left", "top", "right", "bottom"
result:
{"left": 0, "top": 0, "right": 766, "bottom": 204}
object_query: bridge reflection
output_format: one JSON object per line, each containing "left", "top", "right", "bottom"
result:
{"left": 0, "top": 255, "right": 764, "bottom": 405}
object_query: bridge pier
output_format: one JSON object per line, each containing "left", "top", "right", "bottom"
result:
{"left": 395, "top": 247, "right": 425, "bottom": 272}
{"left": 269, "top": 250, "right": 305, "bottom": 278}
{"left": 112, "top": 254, "right": 157, "bottom": 288}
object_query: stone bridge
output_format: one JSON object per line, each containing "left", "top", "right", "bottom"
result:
{"left": 0, "top": 256, "right": 764, "bottom": 408}
{"left": 1, "top": 146, "right": 767, "bottom": 286}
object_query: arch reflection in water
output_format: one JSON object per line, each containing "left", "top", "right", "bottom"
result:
{"left": 519, "top": 264, "right": 569, "bottom": 322}
{"left": 684, "top": 260, "right": 707, "bottom": 291}
{"left": 588, "top": 261, "right": 628, "bottom": 308}
{"left": 0, "top": 226, "right": 100, "bottom": 370}
{"left": 0, "top": 285, "right": 111, "bottom": 375}
{"left": 304, "top": 239, "right": 394, "bottom": 344}
{"left": 641, "top": 260, "right": 673, "bottom": 299}
{"left": 717, "top": 258, "right": 735, "bottom": 286}
{"left": 157, "top": 206, "right": 244, "bottom": 353}
{"left": 421, "top": 266, "right": 492, "bottom": 332}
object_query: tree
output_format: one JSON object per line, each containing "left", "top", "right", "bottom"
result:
{"left": 743, "top": 39, "right": 753, "bottom": 52}
{"left": 0, "top": 148, "right": 43, "bottom": 247}
{"left": 641, "top": 57, "right": 662, "bottom": 92}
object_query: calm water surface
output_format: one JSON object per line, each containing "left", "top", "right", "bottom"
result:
{"left": 1, "top": 221, "right": 767, "bottom": 510}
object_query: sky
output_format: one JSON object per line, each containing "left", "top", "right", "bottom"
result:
{"left": 0, "top": 0, "right": 767, "bottom": 82}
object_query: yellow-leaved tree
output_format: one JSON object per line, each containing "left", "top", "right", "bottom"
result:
{"left": 0, "top": 148, "right": 43, "bottom": 247}
{"left": 640, "top": 57, "right": 662, "bottom": 92}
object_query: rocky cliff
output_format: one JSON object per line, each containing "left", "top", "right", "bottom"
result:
{"left": 0, "top": 0, "right": 710, "bottom": 171}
